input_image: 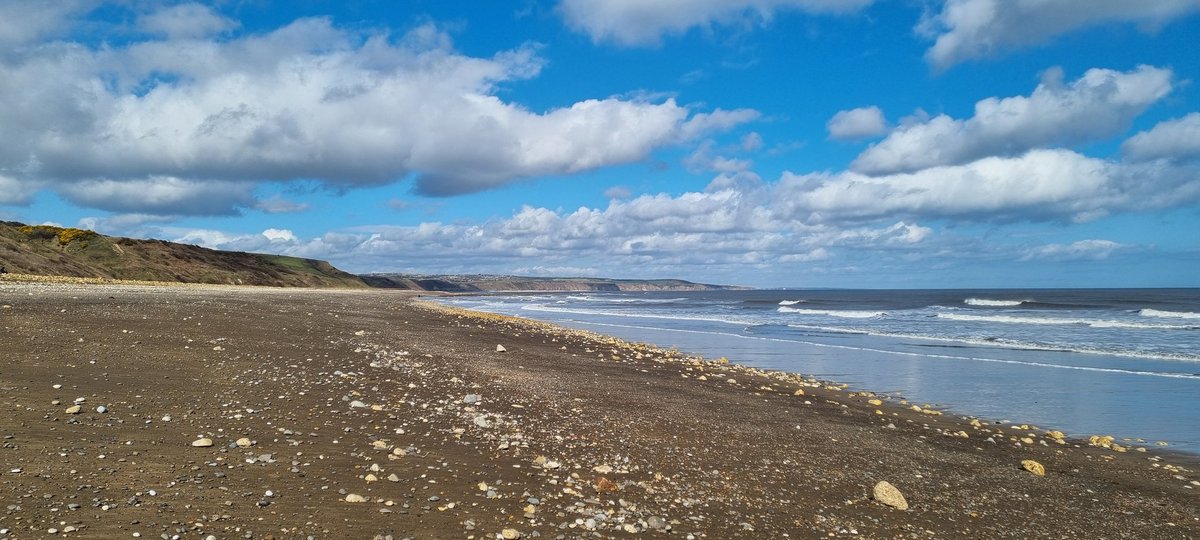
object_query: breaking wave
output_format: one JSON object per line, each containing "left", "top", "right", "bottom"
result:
{"left": 964, "top": 298, "right": 1026, "bottom": 307}
{"left": 777, "top": 306, "right": 887, "bottom": 319}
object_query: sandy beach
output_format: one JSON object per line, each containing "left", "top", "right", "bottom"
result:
{"left": 1, "top": 281, "right": 1197, "bottom": 539}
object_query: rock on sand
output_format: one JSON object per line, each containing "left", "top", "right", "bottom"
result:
{"left": 873, "top": 481, "right": 908, "bottom": 510}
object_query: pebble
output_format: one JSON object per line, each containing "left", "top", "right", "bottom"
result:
{"left": 345, "top": 493, "right": 367, "bottom": 503}
{"left": 495, "top": 344, "right": 507, "bottom": 353}
{"left": 236, "top": 437, "right": 253, "bottom": 448}
{"left": 96, "top": 405, "right": 108, "bottom": 413}
{"left": 463, "top": 394, "right": 480, "bottom": 404}
{"left": 191, "top": 438, "right": 214, "bottom": 447}
{"left": 500, "top": 529, "right": 521, "bottom": 539}
{"left": 349, "top": 400, "right": 368, "bottom": 409}
{"left": 872, "top": 481, "right": 909, "bottom": 510}
{"left": 65, "top": 405, "right": 82, "bottom": 414}
{"left": 647, "top": 516, "right": 667, "bottom": 530}
{"left": 1021, "top": 459, "right": 1046, "bottom": 477}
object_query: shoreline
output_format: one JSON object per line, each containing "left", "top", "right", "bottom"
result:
{"left": 435, "top": 291, "right": 1200, "bottom": 456}
{"left": 418, "top": 300, "right": 1200, "bottom": 462}
{"left": 1, "top": 282, "right": 1197, "bottom": 538}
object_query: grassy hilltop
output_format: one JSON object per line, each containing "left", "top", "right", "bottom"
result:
{"left": 0, "top": 222, "right": 367, "bottom": 288}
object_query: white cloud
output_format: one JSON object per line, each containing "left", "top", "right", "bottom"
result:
{"left": 1021, "top": 239, "right": 1126, "bottom": 261}
{"left": 0, "top": 16, "right": 756, "bottom": 212}
{"left": 511, "top": 265, "right": 600, "bottom": 277}
{"left": 1122, "top": 112, "right": 1200, "bottom": 162}
{"left": 684, "top": 141, "right": 753, "bottom": 173}
{"left": 156, "top": 142, "right": 1200, "bottom": 279}
{"left": 0, "top": 0, "right": 94, "bottom": 46}
{"left": 852, "top": 66, "right": 1173, "bottom": 175}
{"left": 262, "top": 228, "right": 297, "bottom": 242}
{"left": 0, "top": 175, "right": 39, "bottom": 205}
{"left": 779, "top": 248, "right": 829, "bottom": 262}
{"left": 783, "top": 149, "right": 1200, "bottom": 223}
{"left": 186, "top": 185, "right": 932, "bottom": 274}
{"left": 920, "top": 0, "right": 1200, "bottom": 69}
{"left": 740, "top": 132, "right": 764, "bottom": 151}
{"left": 558, "top": 0, "right": 873, "bottom": 46}
{"left": 138, "top": 3, "right": 236, "bottom": 38}
{"left": 827, "top": 106, "right": 887, "bottom": 140}
{"left": 57, "top": 178, "right": 256, "bottom": 215}
{"left": 76, "top": 213, "right": 174, "bottom": 237}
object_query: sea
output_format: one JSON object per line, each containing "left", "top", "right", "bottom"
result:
{"left": 437, "top": 288, "right": 1200, "bottom": 454}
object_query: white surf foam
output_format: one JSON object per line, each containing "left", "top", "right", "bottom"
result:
{"left": 778, "top": 300, "right": 805, "bottom": 306}
{"left": 1140, "top": 308, "right": 1200, "bottom": 320}
{"left": 777, "top": 306, "right": 886, "bottom": 318}
{"left": 572, "top": 320, "right": 1200, "bottom": 380}
{"left": 937, "top": 312, "right": 1195, "bottom": 330}
{"left": 964, "top": 298, "right": 1026, "bottom": 307}
{"left": 520, "top": 303, "right": 757, "bottom": 326}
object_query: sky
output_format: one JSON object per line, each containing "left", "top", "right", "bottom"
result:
{"left": 1, "top": 0, "right": 1199, "bottom": 289}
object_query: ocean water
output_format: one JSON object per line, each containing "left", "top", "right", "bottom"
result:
{"left": 438, "top": 289, "right": 1200, "bottom": 453}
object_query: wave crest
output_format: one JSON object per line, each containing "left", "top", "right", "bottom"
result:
{"left": 778, "top": 306, "right": 886, "bottom": 318}
{"left": 938, "top": 312, "right": 1197, "bottom": 330}
{"left": 1139, "top": 308, "right": 1200, "bottom": 320}
{"left": 964, "top": 298, "right": 1025, "bottom": 307}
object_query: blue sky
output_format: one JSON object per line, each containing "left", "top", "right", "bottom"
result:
{"left": 1, "top": 0, "right": 1199, "bottom": 288}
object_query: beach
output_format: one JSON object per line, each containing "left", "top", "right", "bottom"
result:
{"left": 1, "top": 281, "right": 1197, "bottom": 539}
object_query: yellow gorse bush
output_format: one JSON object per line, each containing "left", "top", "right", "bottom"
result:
{"left": 18, "top": 225, "right": 98, "bottom": 246}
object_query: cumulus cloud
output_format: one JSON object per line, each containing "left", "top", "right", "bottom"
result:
{"left": 0, "top": 175, "right": 40, "bottom": 205}
{"left": 684, "top": 140, "right": 753, "bottom": 173}
{"left": 852, "top": 66, "right": 1173, "bottom": 175}
{"left": 189, "top": 149, "right": 1200, "bottom": 269}
{"left": 262, "top": 228, "right": 297, "bottom": 242}
{"left": 784, "top": 149, "right": 1200, "bottom": 223}
{"left": 827, "top": 106, "right": 887, "bottom": 140}
{"left": 558, "top": 0, "right": 874, "bottom": 46}
{"left": 172, "top": 183, "right": 928, "bottom": 275}
{"left": 0, "top": 0, "right": 94, "bottom": 46}
{"left": 1122, "top": 113, "right": 1200, "bottom": 162}
{"left": 76, "top": 213, "right": 175, "bottom": 238}
{"left": 0, "top": 14, "right": 756, "bottom": 213}
{"left": 149, "top": 138, "right": 1200, "bottom": 280}
{"left": 919, "top": 0, "right": 1200, "bottom": 69}
{"left": 138, "top": 3, "right": 236, "bottom": 38}
{"left": 57, "top": 178, "right": 256, "bottom": 215}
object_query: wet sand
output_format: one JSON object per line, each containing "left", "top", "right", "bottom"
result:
{"left": 0, "top": 281, "right": 1197, "bottom": 539}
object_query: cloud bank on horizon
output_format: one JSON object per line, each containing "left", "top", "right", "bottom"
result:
{"left": 2, "top": 0, "right": 1199, "bottom": 288}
